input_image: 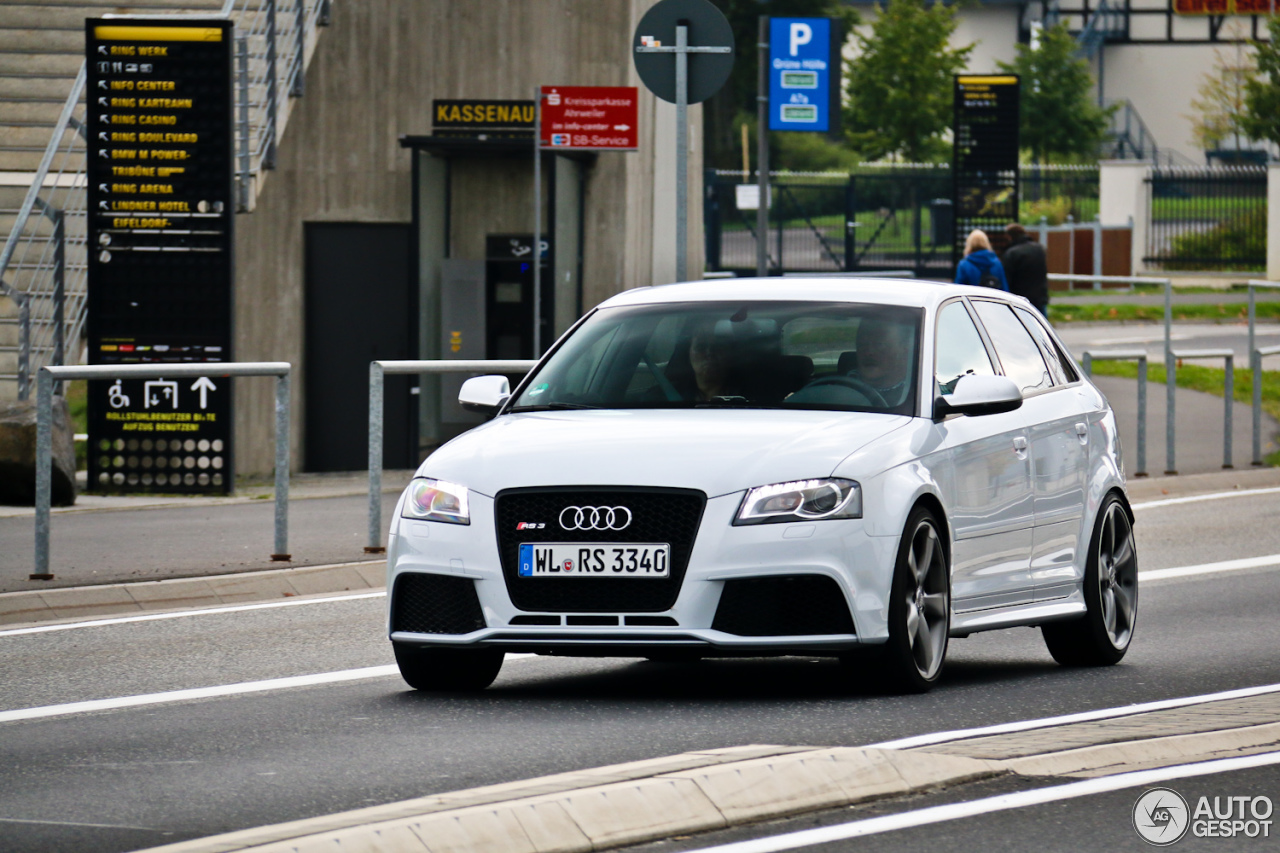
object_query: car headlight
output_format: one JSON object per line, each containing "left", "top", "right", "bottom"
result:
{"left": 401, "top": 478, "right": 470, "bottom": 525}
{"left": 734, "top": 478, "right": 862, "bottom": 525}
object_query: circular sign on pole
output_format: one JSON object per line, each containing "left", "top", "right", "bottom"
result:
{"left": 632, "top": 0, "right": 735, "bottom": 104}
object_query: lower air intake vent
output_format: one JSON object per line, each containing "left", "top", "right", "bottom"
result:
{"left": 391, "top": 573, "right": 486, "bottom": 635}
{"left": 712, "top": 575, "right": 855, "bottom": 637}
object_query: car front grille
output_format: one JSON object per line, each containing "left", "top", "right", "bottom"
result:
{"left": 712, "top": 575, "right": 856, "bottom": 636}
{"left": 391, "top": 572, "right": 486, "bottom": 635}
{"left": 494, "top": 487, "right": 706, "bottom": 612}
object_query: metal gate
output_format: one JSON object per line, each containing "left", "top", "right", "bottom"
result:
{"left": 1145, "top": 166, "right": 1266, "bottom": 271}
{"left": 705, "top": 170, "right": 953, "bottom": 278}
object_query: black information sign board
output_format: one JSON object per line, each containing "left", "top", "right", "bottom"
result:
{"left": 952, "top": 75, "right": 1019, "bottom": 270}
{"left": 85, "top": 19, "right": 235, "bottom": 494}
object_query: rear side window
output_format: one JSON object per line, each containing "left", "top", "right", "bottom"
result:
{"left": 1014, "top": 307, "right": 1080, "bottom": 383}
{"left": 972, "top": 301, "right": 1053, "bottom": 395}
{"left": 934, "top": 301, "right": 995, "bottom": 396}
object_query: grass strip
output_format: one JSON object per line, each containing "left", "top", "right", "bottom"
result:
{"left": 1050, "top": 302, "right": 1280, "bottom": 324}
{"left": 1088, "top": 360, "right": 1280, "bottom": 466}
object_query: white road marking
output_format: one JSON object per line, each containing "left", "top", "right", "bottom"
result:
{"left": 1141, "top": 553, "right": 1280, "bottom": 582}
{"left": 0, "top": 816, "right": 159, "bottom": 831}
{"left": 0, "top": 655, "right": 537, "bottom": 722}
{"left": 1132, "top": 485, "right": 1280, "bottom": 511}
{"left": 865, "top": 681, "right": 1280, "bottom": 751}
{"left": 681, "top": 750, "right": 1280, "bottom": 853}
{"left": 0, "top": 665, "right": 400, "bottom": 724}
{"left": 0, "top": 590, "right": 386, "bottom": 638}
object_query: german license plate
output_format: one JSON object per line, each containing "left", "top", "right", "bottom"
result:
{"left": 518, "top": 543, "right": 671, "bottom": 578}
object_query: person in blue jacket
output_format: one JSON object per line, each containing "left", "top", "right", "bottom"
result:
{"left": 954, "top": 229, "right": 1009, "bottom": 290}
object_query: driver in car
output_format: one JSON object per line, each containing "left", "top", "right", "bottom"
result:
{"left": 851, "top": 319, "right": 913, "bottom": 406}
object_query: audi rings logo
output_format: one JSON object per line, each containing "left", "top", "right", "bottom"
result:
{"left": 559, "top": 505, "right": 633, "bottom": 531}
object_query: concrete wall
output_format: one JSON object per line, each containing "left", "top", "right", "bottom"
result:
{"left": 233, "top": 0, "right": 704, "bottom": 474}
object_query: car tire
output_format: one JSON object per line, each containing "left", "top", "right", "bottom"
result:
{"left": 1042, "top": 493, "right": 1138, "bottom": 667}
{"left": 393, "top": 643, "right": 505, "bottom": 691}
{"left": 850, "top": 506, "right": 950, "bottom": 694}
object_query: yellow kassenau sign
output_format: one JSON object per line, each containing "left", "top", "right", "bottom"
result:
{"left": 93, "top": 26, "right": 223, "bottom": 42}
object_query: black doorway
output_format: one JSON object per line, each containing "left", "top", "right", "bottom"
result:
{"left": 304, "top": 222, "right": 414, "bottom": 472}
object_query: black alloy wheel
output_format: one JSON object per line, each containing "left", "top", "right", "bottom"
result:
{"left": 1042, "top": 493, "right": 1138, "bottom": 666}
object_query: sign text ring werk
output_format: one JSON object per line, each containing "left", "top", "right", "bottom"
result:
{"left": 86, "top": 19, "right": 235, "bottom": 495}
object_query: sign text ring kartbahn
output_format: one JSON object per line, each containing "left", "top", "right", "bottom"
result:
{"left": 86, "top": 19, "right": 235, "bottom": 495}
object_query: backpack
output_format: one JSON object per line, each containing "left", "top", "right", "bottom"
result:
{"left": 978, "top": 271, "right": 1001, "bottom": 289}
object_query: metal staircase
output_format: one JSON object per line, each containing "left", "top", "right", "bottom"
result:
{"left": 1101, "top": 98, "right": 1199, "bottom": 167}
{"left": 0, "top": 0, "right": 334, "bottom": 400}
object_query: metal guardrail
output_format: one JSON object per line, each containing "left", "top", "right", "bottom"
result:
{"left": 1247, "top": 280, "right": 1280, "bottom": 466}
{"left": 366, "top": 359, "right": 537, "bottom": 553}
{"left": 34, "top": 362, "right": 292, "bottom": 580}
{"left": 1168, "top": 347, "right": 1234, "bottom": 472}
{"left": 1081, "top": 349, "right": 1148, "bottom": 477}
{"left": 1068, "top": 277, "right": 1177, "bottom": 476}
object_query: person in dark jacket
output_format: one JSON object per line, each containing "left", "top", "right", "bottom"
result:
{"left": 1002, "top": 222, "right": 1049, "bottom": 316}
{"left": 954, "top": 229, "right": 1008, "bottom": 290}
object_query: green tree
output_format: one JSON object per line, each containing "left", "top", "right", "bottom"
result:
{"left": 997, "top": 22, "right": 1113, "bottom": 164}
{"left": 843, "top": 0, "right": 972, "bottom": 163}
{"left": 705, "top": 0, "right": 859, "bottom": 171}
{"left": 1242, "top": 18, "right": 1280, "bottom": 147}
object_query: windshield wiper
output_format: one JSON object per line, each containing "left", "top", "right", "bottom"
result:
{"left": 508, "top": 402, "right": 601, "bottom": 412}
{"left": 693, "top": 396, "right": 751, "bottom": 407}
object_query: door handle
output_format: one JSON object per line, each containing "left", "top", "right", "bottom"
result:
{"left": 1075, "top": 422, "right": 1089, "bottom": 444}
{"left": 1013, "top": 436, "right": 1028, "bottom": 457}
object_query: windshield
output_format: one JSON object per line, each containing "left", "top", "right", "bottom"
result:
{"left": 509, "top": 301, "right": 922, "bottom": 415}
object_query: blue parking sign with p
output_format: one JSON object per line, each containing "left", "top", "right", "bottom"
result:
{"left": 769, "top": 17, "right": 831, "bottom": 132}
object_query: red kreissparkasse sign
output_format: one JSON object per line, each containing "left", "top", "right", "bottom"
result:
{"left": 539, "top": 86, "right": 638, "bottom": 150}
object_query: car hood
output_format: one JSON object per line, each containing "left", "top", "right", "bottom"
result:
{"left": 419, "top": 409, "right": 912, "bottom": 497}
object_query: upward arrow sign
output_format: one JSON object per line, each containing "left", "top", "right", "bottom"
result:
{"left": 191, "top": 376, "right": 216, "bottom": 409}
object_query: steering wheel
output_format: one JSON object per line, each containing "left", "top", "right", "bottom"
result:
{"left": 801, "top": 375, "right": 887, "bottom": 408}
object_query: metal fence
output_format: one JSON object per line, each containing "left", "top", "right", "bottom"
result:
{"left": 0, "top": 0, "right": 332, "bottom": 401}
{"left": 704, "top": 165, "right": 1100, "bottom": 279}
{"left": 704, "top": 169, "right": 952, "bottom": 278}
{"left": 1144, "top": 166, "right": 1267, "bottom": 272}
{"left": 1022, "top": 165, "right": 1100, "bottom": 225}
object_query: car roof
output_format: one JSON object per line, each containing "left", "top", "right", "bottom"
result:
{"left": 598, "top": 277, "right": 1016, "bottom": 312}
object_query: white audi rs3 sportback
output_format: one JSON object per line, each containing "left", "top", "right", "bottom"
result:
{"left": 386, "top": 278, "right": 1137, "bottom": 693}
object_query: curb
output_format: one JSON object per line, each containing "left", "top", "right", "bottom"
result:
{"left": 131, "top": 692, "right": 1280, "bottom": 853}
{"left": 133, "top": 746, "right": 1000, "bottom": 853}
{"left": 998, "top": 721, "right": 1280, "bottom": 778}
{"left": 0, "top": 560, "right": 385, "bottom": 627}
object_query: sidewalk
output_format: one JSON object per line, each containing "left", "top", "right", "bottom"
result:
{"left": 2, "top": 383, "right": 1278, "bottom": 626}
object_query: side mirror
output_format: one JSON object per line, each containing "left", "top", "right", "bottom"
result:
{"left": 934, "top": 374, "right": 1022, "bottom": 420}
{"left": 459, "top": 375, "right": 511, "bottom": 414}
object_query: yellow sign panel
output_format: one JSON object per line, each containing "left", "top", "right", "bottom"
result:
{"left": 93, "top": 26, "right": 223, "bottom": 42}
{"left": 956, "top": 76, "right": 1020, "bottom": 86}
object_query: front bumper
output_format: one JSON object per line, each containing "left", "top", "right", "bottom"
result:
{"left": 387, "top": 490, "right": 898, "bottom": 654}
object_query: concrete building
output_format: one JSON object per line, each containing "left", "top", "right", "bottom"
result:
{"left": 0, "top": 0, "right": 707, "bottom": 478}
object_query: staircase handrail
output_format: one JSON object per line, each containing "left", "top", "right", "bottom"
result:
{"left": 0, "top": 1, "right": 333, "bottom": 400}
{"left": 0, "top": 64, "right": 85, "bottom": 284}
